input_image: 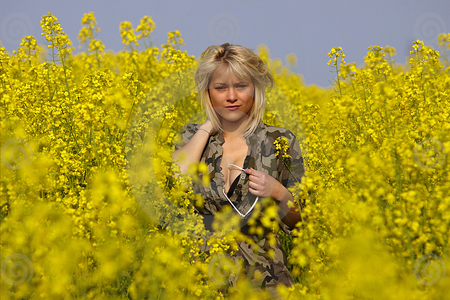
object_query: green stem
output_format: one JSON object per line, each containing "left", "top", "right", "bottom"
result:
{"left": 247, "top": 236, "right": 262, "bottom": 281}
{"left": 2, "top": 97, "right": 7, "bottom": 121}
{"left": 51, "top": 33, "right": 55, "bottom": 64}
{"left": 142, "top": 38, "right": 148, "bottom": 49}
{"left": 282, "top": 159, "right": 305, "bottom": 225}
{"left": 313, "top": 122, "right": 331, "bottom": 162}
{"left": 17, "top": 58, "right": 22, "bottom": 82}
{"left": 383, "top": 97, "right": 392, "bottom": 138}
{"left": 28, "top": 48, "right": 32, "bottom": 68}
{"left": 335, "top": 63, "right": 342, "bottom": 96}
{"left": 95, "top": 48, "right": 101, "bottom": 68}
{"left": 90, "top": 121, "right": 100, "bottom": 167}
{"left": 393, "top": 148, "right": 403, "bottom": 196}
{"left": 57, "top": 39, "right": 80, "bottom": 154}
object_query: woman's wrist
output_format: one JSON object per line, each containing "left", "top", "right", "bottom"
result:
{"left": 198, "top": 128, "right": 210, "bottom": 135}
{"left": 270, "top": 180, "right": 285, "bottom": 202}
{"left": 199, "top": 122, "right": 214, "bottom": 135}
{"left": 272, "top": 181, "right": 295, "bottom": 207}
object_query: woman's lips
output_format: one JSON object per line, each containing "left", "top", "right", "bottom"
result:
{"left": 226, "top": 105, "right": 240, "bottom": 110}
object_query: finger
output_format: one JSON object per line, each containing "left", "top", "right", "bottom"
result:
{"left": 248, "top": 180, "right": 257, "bottom": 189}
{"left": 246, "top": 168, "right": 261, "bottom": 178}
{"left": 248, "top": 186, "right": 260, "bottom": 196}
{"left": 249, "top": 175, "right": 264, "bottom": 185}
{"left": 249, "top": 181, "right": 263, "bottom": 191}
{"left": 250, "top": 172, "right": 265, "bottom": 181}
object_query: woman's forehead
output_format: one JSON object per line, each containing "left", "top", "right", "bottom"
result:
{"left": 210, "top": 64, "right": 251, "bottom": 83}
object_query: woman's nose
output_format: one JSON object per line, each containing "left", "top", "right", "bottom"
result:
{"left": 226, "top": 88, "right": 237, "bottom": 101}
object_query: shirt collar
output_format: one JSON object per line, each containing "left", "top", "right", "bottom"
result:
{"left": 210, "top": 120, "right": 266, "bottom": 145}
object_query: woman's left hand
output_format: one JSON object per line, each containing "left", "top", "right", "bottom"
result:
{"left": 245, "top": 168, "right": 283, "bottom": 200}
{"left": 245, "top": 168, "right": 301, "bottom": 228}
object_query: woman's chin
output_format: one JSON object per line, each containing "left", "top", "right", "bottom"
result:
{"left": 216, "top": 110, "right": 249, "bottom": 121}
{"left": 219, "top": 114, "right": 250, "bottom": 124}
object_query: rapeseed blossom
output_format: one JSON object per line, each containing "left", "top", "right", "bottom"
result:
{"left": 274, "top": 137, "right": 291, "bottom": 159}
{"left": 1, "top": 12, "right": 449, "bottom": 300}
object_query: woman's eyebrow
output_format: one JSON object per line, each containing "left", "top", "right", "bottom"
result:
{"left": 211, "top": 80, "right": 249, "bottom": 86}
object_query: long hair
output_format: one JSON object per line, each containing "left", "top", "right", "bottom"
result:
{"left": 194, "top": 43, "right": 273, "bottom": 137}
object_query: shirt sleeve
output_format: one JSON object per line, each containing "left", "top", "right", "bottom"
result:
{"left": 279, "top": 131, "right": 305, "bottom": 191}
{"left": 174, "top": 124, "right": 199, "bottom": 151}
{"left": 277, "top": 130, "right": 306, "bottom": 233}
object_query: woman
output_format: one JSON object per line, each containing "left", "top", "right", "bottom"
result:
{"left": 172, "top": 43, "right": 305, "bottom": 295}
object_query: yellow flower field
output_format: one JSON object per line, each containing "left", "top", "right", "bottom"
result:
{"left": 1, "top": 12, "right": 449, "bottom": 299}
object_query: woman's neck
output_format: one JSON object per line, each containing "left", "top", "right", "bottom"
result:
{"left": 220, "top": 116, "right": 248, "bottom": 141}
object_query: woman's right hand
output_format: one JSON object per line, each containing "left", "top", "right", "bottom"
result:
{"left": 172, "top": 119, "right": 215, "bottom": 174}
{"left": 200, "top": 117, "right": 217, "bottom": 135}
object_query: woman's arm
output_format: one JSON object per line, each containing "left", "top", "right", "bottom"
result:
{"left": 172, "top": 120, "right": 214, "bottom": 174}
{"left": 271, "top": 181, "right": 302, "bottom": 229}
{"left": 245, "top": 168, "right": 302, "bottom": 229}
{"left": 245, "top": 131, "right": 305, "bottom": 229}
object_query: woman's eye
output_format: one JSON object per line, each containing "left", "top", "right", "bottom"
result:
{"left": 215, "top": 86, "right": 226, "bottom": 90}
{"left": 236, "top": 85, "right": 247, "bottom": 89}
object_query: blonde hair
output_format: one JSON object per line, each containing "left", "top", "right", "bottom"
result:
{"left": 194, "top": 43, "right": 273, "bottom": 137}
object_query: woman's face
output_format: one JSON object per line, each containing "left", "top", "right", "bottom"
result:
{"left": 208, "top": 65, "right": 255, "bottom": 124}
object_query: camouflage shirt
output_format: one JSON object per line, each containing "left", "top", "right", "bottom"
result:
{"left": 174, "top": 121, "right": 305, "bottom": 294}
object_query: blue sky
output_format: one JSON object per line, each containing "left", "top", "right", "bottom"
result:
{"left": 1, "top": 0, "right": 448, "bottom": 87}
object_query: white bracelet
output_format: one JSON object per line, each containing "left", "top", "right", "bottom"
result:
{"left": 199, "top": 128, "right": 210, "bottom": 134}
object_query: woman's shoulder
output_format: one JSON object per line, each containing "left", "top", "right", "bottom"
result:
{"left": 184, "top": 123, "right": 201, "bottom": 130}
{"left": 174, "top": 124, "right": 202, "bottom": 150}
{"left": 260, "top": 123, "right": 297, "bottom": 141}
{"left": 179, "top": 124, "right": 201, "bottom": 135}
